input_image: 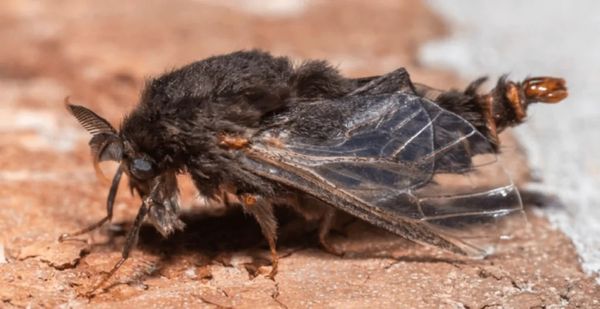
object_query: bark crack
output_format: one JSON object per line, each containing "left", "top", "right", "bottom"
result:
{"left": 271, "top": 282, "right": 288, "bottom": 309}
{"left": 477, "top": 267, "right": 524, "bottom": 291}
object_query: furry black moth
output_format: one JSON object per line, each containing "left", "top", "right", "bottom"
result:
{"left": 60, "top": 50, "right": 567, "bottom": 294}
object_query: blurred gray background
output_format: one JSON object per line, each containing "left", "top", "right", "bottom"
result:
{"left": 422, "top": 0, "right": 600, "bottom": 281}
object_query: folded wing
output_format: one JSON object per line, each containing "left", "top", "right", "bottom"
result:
{"left": 243, "top": 93, "right": 523, "bottom": 256}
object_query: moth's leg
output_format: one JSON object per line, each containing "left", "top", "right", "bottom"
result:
{"left": 85, "top": 200, "right": 149, "bottom": 296}
{"left": 349, "top": 68, "right": 416, "bottom": 96}
{"left": 317, "top": 206, "right": 343, "bottom": 256}
{"left": 283, "top": 195, "right": 343, "bottom": 256}
{"left": 221, "top": 184, "right": 242, "bottom": 208}
{"left": 241, "top": 194, "right": 279, "bottom": 278}
{"left": 59, "top": 167, "right": 123, "bottom": 241}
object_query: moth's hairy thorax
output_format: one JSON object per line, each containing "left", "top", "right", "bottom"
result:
{"left": 119, "top": 50, "right": 357, "bottom": 197}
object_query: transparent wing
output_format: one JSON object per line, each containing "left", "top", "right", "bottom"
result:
{"left": 244, "top": 93, "right": 524, "bottom": 256}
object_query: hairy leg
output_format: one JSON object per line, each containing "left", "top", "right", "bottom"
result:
{"left": 317, "top": 206, "right": 343, "bottom": 256}
{"left": 284, "top": 195, "right": 343, "bottom": 256}
{"left": 241, "top": 194, "right": 279, "bottom": 278}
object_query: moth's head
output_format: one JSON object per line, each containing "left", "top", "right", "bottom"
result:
{"left": 66, "top": 102, "right": 159, "bottom": 193}
{"left": 67, "top": 101, "right": 185, "bottom": 236}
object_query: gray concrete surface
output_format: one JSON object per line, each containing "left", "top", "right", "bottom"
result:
{"left": 422, "top": 0, "right": 600, "bottom": 282}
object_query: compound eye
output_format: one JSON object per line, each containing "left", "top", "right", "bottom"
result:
{"left": 131, "top": 158, "right": 154, "bottom": 180}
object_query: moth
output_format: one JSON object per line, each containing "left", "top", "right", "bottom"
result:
{"left": 60, "top": 50, "right": 567, "bottom": 293}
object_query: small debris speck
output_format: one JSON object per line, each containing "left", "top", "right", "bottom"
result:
{"left": 185, "top": 267, "right": 197, "bottom": 279}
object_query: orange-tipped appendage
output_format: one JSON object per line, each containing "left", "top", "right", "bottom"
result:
{"left": 522, "top": 77, "right": 568, "bottom": 103}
